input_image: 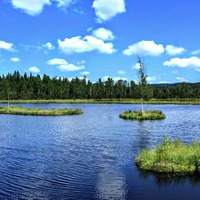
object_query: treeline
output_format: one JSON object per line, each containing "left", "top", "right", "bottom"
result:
{"left": 0, "top": 71, "right": 199, "bottom": 100}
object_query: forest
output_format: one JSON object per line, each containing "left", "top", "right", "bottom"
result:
{"left": 0, "top": 71, "right": 199, "bottom": 100}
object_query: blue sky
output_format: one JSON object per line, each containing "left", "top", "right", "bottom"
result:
{"left": 0, "top": 0, "right": 200, "bottom": 83}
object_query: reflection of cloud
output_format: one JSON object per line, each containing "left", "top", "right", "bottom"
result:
{"left": 96, "top": 168, "right": 127, "bottom": 199}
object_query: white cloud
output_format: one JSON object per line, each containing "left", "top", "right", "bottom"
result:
{"left": 103, "top": 76, "right": 127, "bottom": 82}
{"left": 58, "top": 36, "right": 116, "bottom": 54}
{"left": 191, "top": 49, "right": 200, "bottom": 55}
{"left": 42, "top": 42, "right": 55, "bottom": 50}
{"left": 123, "top": 40, "right": 164, "bottom": 56}
{"left": 147, "top": 76, "right": 157, "bottom": 82}
{"left": 132, "top": 63, "right": 140, "bottom": 70}
{"left": 10, "top": 57, "right": 20, "bottom": 62}
{"left": 10, "top": 0, "right": 75, "bottom": 15}
{"left": 80, "top": 71, "right": 90, "bottom": 75}
{"left": 165, "top": 45, "right": 185, "bottom": 55}
{"left": 176, "top": 77, "right": 188, "bottom": 82}
{"left": 92, "top": 0, "right": 126, "bottom": 23}
{"left": 118, "top": 70, "right": 126, "bottom": 74}
{"left": 0, "top": 40, "right": 15, "bottom": 51}
{"left": 163, "top": 56, "right": 200, "bottom": 71}
{"left": 53, "top": 0, "right": 75, "bottom": 8}
{"left": 47, "top": 58, "right": 85, "bottom": 71}
{"left": 11, "top": 0, "right": 51, "bottom": 15}
{"left": 92, "top": 28, "right": 114, "bottom": 41}
{"left": 29, "top": 66, "right": 40, "bottom": 73}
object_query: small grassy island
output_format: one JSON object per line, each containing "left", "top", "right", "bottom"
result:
{"left": 0, "top": 106, "right": 83, "bottom": 116}
{"left": 119, "top": 110, "right": 166, "bottom": 120}
{"left": 135, "top": 137, "right": 200, "bottom": 174}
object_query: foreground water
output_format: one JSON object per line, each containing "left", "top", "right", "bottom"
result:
{"left": 0, "top": 104, "right": 199, "bottom": 199}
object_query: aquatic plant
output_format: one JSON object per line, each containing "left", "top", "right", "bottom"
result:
{"left": 135, "top": 137, "right": 200, "bottom": 174}
{"left": 119, "top": 110, "right": 166, "bottom": 120}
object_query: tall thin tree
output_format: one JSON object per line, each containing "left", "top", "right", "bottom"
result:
{"left": 137, "top": 57, "right": 147, "bottom": 113}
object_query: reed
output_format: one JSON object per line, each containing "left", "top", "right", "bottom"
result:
{"left": 0, "top": 106, "right": 83, "bottom": 116}
{"left": 135, "top": 137, "right": 200, "bottom": 174}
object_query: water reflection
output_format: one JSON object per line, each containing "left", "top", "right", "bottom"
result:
{"left": 138, "top": 170, "right": 200, "bottom": 187}
{"left": 96, "top": 168, "right": 128, "bottom": 200}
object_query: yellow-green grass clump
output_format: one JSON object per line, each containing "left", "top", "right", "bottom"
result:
{"left": 119, "top": 110, "right": 166, "bottom": 120}
{"left": 135, "top": 137, "right": 200, "bottom": 174}
{"left": 0, "top": 106, "right": 83, "bottom": 116}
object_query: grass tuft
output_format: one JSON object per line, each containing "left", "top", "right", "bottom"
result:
{"left": 135, "top": 136, "right": 200, "bottom": 174}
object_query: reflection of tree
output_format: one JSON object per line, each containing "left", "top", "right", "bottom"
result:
{"left": 138, "top": 170, "right": 200, "bottom": 187}
{"left": 135, "top": 121, "right": 152, "bottom": 151}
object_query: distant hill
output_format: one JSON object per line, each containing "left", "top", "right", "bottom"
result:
{"left": 151, "top": 82, "right": 200, "bottom": 88}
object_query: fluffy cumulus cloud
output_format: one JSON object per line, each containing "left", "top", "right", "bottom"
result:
{"left": 92, "top": 28, "right": 115, "bottom": 41}
{"left": 29, "top": 66, "right": 40, "bottom": 73}
{"left": 10, "top": 57, "right": 20, "bottom": 62}
{"left": 11, "top": 0, "right": 51, "bottom": 15}
{"left": 92, "top": 0, "right": 126, "bottom": 23}
{"left": 163, "top": 56, "right": 200, "bottom": 71}
{"left": 0, "top": 40, "right": 15, "bottom": 51}
{"left": 47, "top": 58, "right": 85, "bottom": 71}
{"left": 123, "top": 40, "right": 164, "bottom": 56}
{"left": 58, "top": 36, "right": 116, "bottom": 54}
{"left": 165, "top": 45, "right": 186, "bottom": 56}
{"left": 10, "top": 0, "right": 74, "bottom": 15}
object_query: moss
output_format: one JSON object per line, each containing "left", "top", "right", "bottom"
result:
{"left": 0, "top": 106, "right": 83, "bottom": 116}
{"left": 135, "top": 137, "right": 200, "bottom": 174}
{"left": 119, "top": 110, "right": 166, "bottom": 120}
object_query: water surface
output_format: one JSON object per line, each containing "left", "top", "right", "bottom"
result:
{"left": 0, "top": 104, "right": 199, "bottom": 199}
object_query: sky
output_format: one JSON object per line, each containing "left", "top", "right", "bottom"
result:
{"left": 0, "top": 0, "right": 200, "bottom": 83}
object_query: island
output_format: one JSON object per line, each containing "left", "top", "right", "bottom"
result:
{"left": 135, "top": 137, "right": 200, "bottom": 174}
{"left": 119, "top": 110, "right": 166, "bottom": 120}
{"left": 0, "top": 106, "right": 83, "bottom": 116}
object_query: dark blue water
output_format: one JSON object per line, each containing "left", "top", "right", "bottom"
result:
{"left": 0, "top": 104, "right": 200, "bottom": 199}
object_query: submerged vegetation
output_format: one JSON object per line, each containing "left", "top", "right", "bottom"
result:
{"left": 135, "top": 137, "right": 200, "bottom": 174}
{"left": 119, "top": 110, "right": 166, "bottom": 120}
{"left": 0, "top": 106, "right": 83, "bottom": 116}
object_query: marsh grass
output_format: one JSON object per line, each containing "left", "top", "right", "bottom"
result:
{"left": 135, "top": 137, "right": 200, "bottom": 174}
{"left": 119, "top": 110, "right": 166, "bottom": 120}
{"left": 0, "top": 106, "right": 83, "bottom": 116}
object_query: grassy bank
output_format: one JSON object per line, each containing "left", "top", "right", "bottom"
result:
{"left": 0, "top": 106, "right": 83, "bottom": 116}
{"left": 0, "top": 98, "right": 199, "bottom": 105}
{"left": 119, "top": 110, "right": 166, "bottom": 120}
{"left": 135, "top": 137, "right": 200, "bottom": 174}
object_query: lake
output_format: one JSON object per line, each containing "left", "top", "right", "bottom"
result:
{"left": 0, "top": 104, "right": 200, "bottom": 199}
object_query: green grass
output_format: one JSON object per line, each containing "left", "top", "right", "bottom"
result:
{"left": 0, "top": 98, "right": 199, "bottom": 105}
{"left": 0, "top": 106, "right": 83, "bottom": 116}
{"left": 119, "top": 110, "right": 166, "bottom": 120}
{"left": 135, "top": 137, "right": 200, "bottom": 174}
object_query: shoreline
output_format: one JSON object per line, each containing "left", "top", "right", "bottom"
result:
{"left": 0, "top": 98, "right": 199, "bottom": 105}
